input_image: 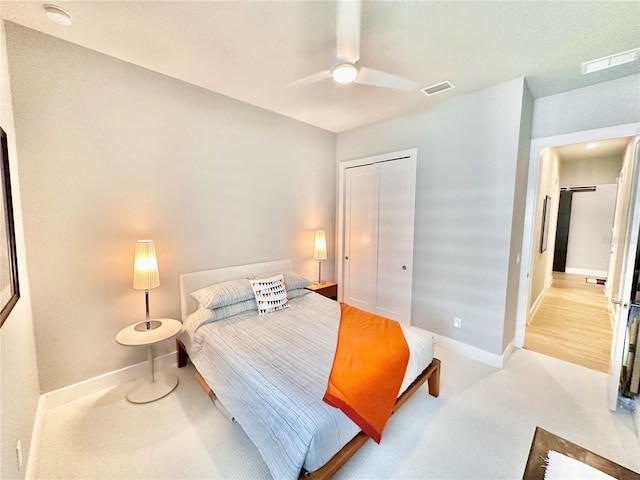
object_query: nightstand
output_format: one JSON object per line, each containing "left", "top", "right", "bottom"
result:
{"left": 306, "top": 281, "right": 338, "bottom": 300}
{"left": 116, "top": 318, "right": 182, "bottom": 404}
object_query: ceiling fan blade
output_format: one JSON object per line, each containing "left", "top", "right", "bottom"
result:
{"left": 291, "top": 70, "right": 331, "bottom": 87}
{"left": 355, "top": 67, "right": 418, "bottom": 91}
{"left": 336, "top": 0, "right": 361, "bottom": 63}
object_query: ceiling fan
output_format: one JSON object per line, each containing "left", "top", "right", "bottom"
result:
{"left": 295, "top": 0, "right": 418, "bottom": 90}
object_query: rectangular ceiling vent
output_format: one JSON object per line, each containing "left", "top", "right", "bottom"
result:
{"left": 581, "top": 48, "right": 640, "bottom": 75}
{"left": 421, "top": 80, "right": 455, "bottom": 96}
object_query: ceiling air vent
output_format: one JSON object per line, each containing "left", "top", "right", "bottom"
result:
{"left": 421, "top": 80, "right": 455, "bottom": 96}
{"left": 581, "top": 48, "right": 639, "bottom": 75}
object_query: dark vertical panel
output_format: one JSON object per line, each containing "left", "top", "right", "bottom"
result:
{"left": 553, "top": 190, "right": 573, "bottom": 272}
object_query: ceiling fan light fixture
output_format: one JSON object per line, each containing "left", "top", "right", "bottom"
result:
{"left": 44, "top": 4, "right": 73, "bottom": 26}
{"left": 332, "top": 63, "right": 358, "bottom": 84}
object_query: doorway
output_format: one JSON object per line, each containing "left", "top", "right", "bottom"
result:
{"left": 523, "top": 139, "right": 626, "bottom": 371}
{"left": 524, "top": 137, "right": 633, "bottom": 372}
{"left": 515, "top": 123, "right": 640, "bottom": 411}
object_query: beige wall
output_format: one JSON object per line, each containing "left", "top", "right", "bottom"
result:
{"left": 0, "top": 17, "right": 40, "bottom": 480}
{"left": 6, "top": 23, "right": 337, "bottom": 394}
{"left": 560, "top": 156, "right": 623, "bottom": 187}
{"left": 528, "top": 148, "right": 560, "bottom": 311}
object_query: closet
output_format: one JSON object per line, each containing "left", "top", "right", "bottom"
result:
{"left": 338, "top": 149, "right": 417, "bottom": 324}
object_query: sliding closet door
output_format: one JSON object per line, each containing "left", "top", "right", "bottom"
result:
{"left": 343, "top": 164, "right": 378, "bottom": 312}
{"left": 376, "top": 159, "right": 415, "bottom": 321}
{"left": 342, "top": 153, "right": 416, "bottom": 324}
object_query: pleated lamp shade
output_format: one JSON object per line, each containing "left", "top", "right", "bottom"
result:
{"left": 133, "top": 240, "right": 160, "bottom": 290}
{"left": 313, "top": 230, "right": 327, "bottom": 260}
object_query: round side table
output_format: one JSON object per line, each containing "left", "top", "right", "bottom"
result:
{"left": 116, "top": 318, "right": 182, "bottom": 404}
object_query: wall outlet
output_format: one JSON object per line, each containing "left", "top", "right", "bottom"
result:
{"left": 16, "top": 440, "right": 22, "bottom": 471}
{"left": 454, "top": 317, "right": 462, "bottom": 329}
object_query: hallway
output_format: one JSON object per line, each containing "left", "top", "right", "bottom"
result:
{"left": 524, "top": 272, "right": 613, "bottom": 373}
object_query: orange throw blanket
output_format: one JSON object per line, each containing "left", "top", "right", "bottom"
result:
{"left": 323, "top": 303, "right": 409, "bottom": 443}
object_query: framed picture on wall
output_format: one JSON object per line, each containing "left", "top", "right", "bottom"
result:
{"left": 0, "top": 126, "right": 19, "bottom": 327}
{"left": 540, "top": 195, "right": 551, "bottom": 254}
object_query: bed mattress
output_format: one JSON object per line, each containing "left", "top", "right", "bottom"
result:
{"left": 180, "top": 292, "right": 435, "bottom": 480}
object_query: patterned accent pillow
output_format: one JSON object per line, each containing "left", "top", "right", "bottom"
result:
{"left": 249, "top": 274, "right": 289, "bottom": 315}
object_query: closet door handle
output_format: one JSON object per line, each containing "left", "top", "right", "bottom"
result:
{"left": 611, "top": 298, "right": 629, "bottom": 308}
{"left": 402, "top": 265, "right": 407, "bottom": 270}
{"left": 345, "top": 256, "right": 349, "bottom": 260}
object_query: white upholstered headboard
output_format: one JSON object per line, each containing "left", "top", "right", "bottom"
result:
{"left": 179, "top": 259, "right": 293, "bottom": 321}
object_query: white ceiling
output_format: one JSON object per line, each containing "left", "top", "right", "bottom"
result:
{"left": 1, "top": 1, "right": 639, "bottom": 133}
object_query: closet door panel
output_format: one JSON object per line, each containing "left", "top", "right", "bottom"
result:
{"left": 376, "top": 158, "right": 415, "bottom": 322}
{"left": 344, "top": 166, "right": 378, "bottom": 310}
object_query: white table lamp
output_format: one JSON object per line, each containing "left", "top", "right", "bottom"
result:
{"left": 313, "top": 230, "right": 327, "bottom": 284}
{"left": 133, "top": 239, "right": 161, "bottom": 331}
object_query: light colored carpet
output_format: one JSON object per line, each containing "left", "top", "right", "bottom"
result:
{"left": 33, "top": 347, "right": 640, "bottom": 479}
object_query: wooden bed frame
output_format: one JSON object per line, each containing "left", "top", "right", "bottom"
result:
{"left": 177, "top": 259, "right": 441, "bottom": 480}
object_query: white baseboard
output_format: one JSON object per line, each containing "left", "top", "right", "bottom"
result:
{"left": 529, "top": 289, "right": 545, "bottom": 323}
{"left": 40, "top": 352, "right": 176, "bottom": 410}
{"left": 26, "top": 352, "right": 177, "bottom": 477}
{"left": 430, "top": 332, "right": 515, "bottom": 369}
{"left": 565, "top": 267, "right": 607, "bottom": 278}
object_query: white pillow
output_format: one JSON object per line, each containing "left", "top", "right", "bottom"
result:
{"left": 191, "top": 278, "right": 253, "bottom": 309}
{"left": 249, "top": 274, "right": 289, "bottom": 315}
{"left": 252, "top": 271, "right": 312, "bottom": 290}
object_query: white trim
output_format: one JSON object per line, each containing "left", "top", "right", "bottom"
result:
{"left": 431, "top": 331, "right": 516, "bottom": 369}
{"left": 564, "top": 267, "right": 608, "bottom": 278}
{"left": 516, "top": 122, "right": 640, "bottom": 349}
{"left": 40, "top": 352, "right": 176, "bottom": 409}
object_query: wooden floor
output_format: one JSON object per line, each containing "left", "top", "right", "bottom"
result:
{"left": 524, "top": 272, "right": 612, "bottom": 373}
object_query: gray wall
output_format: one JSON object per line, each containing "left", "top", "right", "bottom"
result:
{"left": 531, "top": 74, "right": 640, "bottom": 139}
{"left": 336, "top": 78, "right": 530, "bottom": 356}
{"left": 6, "top": 23, "right": 337, "bottom": 393}
{"left": 0, "top": 18, "right": 41, "bottom": 480}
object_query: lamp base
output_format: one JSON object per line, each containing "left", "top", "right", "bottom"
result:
{"left": 134, "top": 320, "right": 162, "bottom": 332}
{"left": 126, "top": 372, "right": 179, "bottom": 404}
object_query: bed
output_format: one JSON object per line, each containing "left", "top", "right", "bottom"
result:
{"left": 177, "top": 259, "right": 441, "bottom": 480}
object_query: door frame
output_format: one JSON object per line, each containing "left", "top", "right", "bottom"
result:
{"left": 515, "top": 122, "right": 640, "bottom": 410}
{"left": 336, "top": 148, "right": 417, "bottom": 303}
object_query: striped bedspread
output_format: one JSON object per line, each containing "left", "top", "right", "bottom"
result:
{"left": 182, "top": 292, "right": 435, "bottom": 480}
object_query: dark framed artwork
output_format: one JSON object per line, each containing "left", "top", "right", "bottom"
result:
{"left": 0, "top": 127, "right": 19, "bottom": 326}
{"left": 540, "top": 195, "right": 551, "bottom": 254}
